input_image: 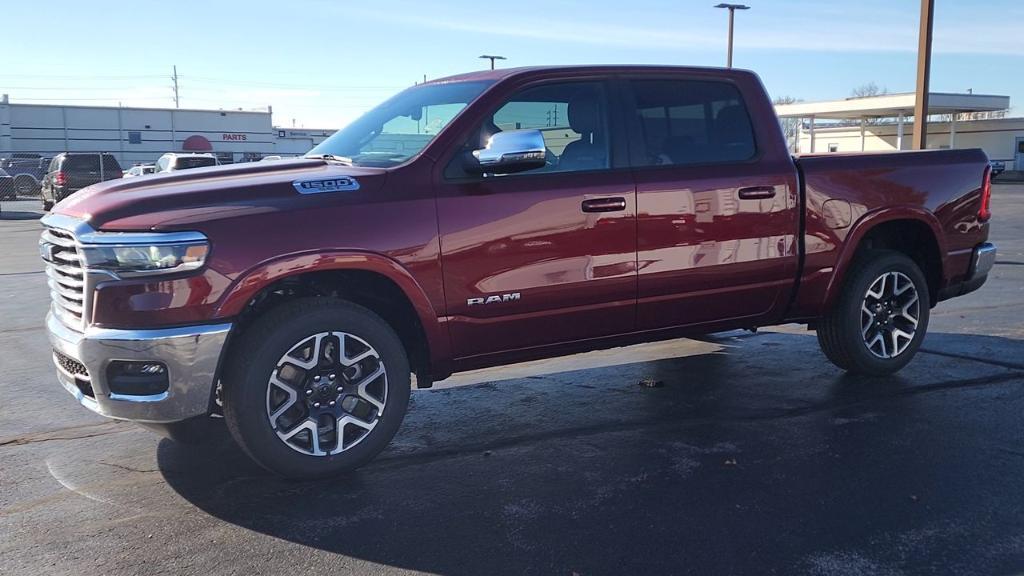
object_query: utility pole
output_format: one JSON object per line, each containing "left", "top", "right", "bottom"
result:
{"left": 478, "top": 55, "right": 507, "bottom": 70}
{"left": 715, "top": 4, "right": 750, "bottom": 68}
{"left": 912, "top": 0, "right": 934, "bottom": 150}
{"left": 172, "top": 65, "right": 180, "bottom": 108}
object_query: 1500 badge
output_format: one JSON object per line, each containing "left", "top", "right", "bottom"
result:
{"left": 468, "top": 292, "right": 521, "bottom": 306}
{"left": 292, "top": 177, "right": 361, "bottom": 194}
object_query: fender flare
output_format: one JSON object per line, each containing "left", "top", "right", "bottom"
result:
{"left": 215, "top": 250, "right": 452, "bottom": 377}
{"left": 821, "top": 206, "right": 946, "bottom": 309}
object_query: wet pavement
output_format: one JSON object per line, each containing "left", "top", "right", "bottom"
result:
{"left": 1, "top": 187, "right": 1022, "bottom": 575}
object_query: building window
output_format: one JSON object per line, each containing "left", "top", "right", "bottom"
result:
{"left": 828, "top": 143, "right": 838, "bottom": 153}
{"left": 278, "top": 130, "right": 286, "bottom": 138}
{"left": 128, "top": 131, "right": 142, "bottom": 144}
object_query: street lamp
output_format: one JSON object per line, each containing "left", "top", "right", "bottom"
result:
{"left": 479, "top": 55, "right": 507, "bottom": 70}
{"left": 714, "top": 3, "right": 750, "bottom": 68}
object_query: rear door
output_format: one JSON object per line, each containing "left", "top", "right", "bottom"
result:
{"left": 436, "top": 78, "right": 638, "bottom": 358}
{"left": 624, "top": 75, "right": 799, "bottom": 330}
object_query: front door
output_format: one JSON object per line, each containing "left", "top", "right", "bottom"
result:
{"left": 623, "top": 76, "right": 799, "bottom": 330}
{"left": 1016, "top": 137, "right": 1024, "bottom": 172}
{"left": 436, "top": 80, "right": 637, "bottom": 359}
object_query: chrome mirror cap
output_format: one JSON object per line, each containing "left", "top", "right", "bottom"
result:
{"left": 471, "top": 129, "right": 547, "bottom": 174}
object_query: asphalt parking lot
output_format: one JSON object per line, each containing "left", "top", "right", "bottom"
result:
{"left": 1, "top": 187, "right": 1023, "bottom": 576}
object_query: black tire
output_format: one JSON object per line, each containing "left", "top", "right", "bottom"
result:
{"left": 14, "top": 176, "right": 39, "bottom": 198}
{"left": 222, "top": 297, "right": 410, "bottom": 479}
{"left": 817, "top": 250, "right": 930, "bottom": 376}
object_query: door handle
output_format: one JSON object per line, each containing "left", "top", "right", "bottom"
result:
{"left": 737, "top": 186, "right": 777, "bottom": 200}
{"left": 581, "top": 197, "right": 627, "bottom": 213}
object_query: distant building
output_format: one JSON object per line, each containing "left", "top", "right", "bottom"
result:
{"left": 0, "top": 94, "right": 335, "bottom": 167}
{"left": 775, "top": 92, "right": 1023, "bottom": 171}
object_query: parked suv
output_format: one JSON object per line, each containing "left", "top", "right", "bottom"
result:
{"left": 155, "top": 153, "right": 218, "bottom": 173}
{"left": 40, "top": 153, "right": 122, "bottom": 211}
{"left": 0, "top": 167, "right": 13, "bottom": 200}
{"left": 0, "top": 154, "right": 48, "bottom": 197}
{"left": 124, "top": 164, "right": 156, "bottom": 177}
{"left": 41, "top": 66, "right": 995, "bottom": 479}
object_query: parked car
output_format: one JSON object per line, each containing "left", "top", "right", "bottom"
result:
{"left": 0, "top": 167, "right": 14, "bottom": 200}
{"left": 124, "top": 164, "right": 156, "bottom": 177}
{"left": 154, "top": 153, "right": 218, "bottom": 173}
{"left": 990, "top": 160, "right": 1006, "bottom": 178}
{"left": 40, "top": 65, "right": 995, "bottom": 479}
{"left": 40, "top": 153, "right": 122, "bottom": 211}
{"left": 0, "top": 155, "right": 48, "bottom": 197}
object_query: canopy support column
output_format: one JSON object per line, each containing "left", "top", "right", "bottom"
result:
{"left": 809, "top": 115, "right": 816, "bottom": 153}
{"left": 897, "top": 113, "right": 905, "bottom": 150}
{"left": 950, "top": 111, "right": 957, "bottom": 148}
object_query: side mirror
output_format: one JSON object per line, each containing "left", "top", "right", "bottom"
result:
{"left": 469, "top": 129, "right": 546, "bottom": 174}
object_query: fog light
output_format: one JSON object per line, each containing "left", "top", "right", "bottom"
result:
{"left": 106, "top": 361, "right": 169, "bottom": 396}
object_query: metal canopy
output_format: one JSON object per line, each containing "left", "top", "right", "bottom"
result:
{"left": 775, "top": 92, "right": 1010, "bottom": 120}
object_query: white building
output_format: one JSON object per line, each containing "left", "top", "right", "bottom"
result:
{"left": 775, "top": 92, "right": 1023, "bottom": 171}
{"left": 0, "top": 94, "right": 335, "bottom": 167}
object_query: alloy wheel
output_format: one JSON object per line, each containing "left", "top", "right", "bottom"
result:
{"left": 859, "top": 271, "right": 920, "bottom": 359}
{"left": 266, "top": 331, "right": 387, "bottom": 456}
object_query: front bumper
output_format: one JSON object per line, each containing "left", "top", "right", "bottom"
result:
{"left": 47, "top": 312, "right": 231, "bottom": 423}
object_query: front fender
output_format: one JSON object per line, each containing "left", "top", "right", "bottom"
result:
{"left": 215, "top": 250, "right": 452, "bottom": 378}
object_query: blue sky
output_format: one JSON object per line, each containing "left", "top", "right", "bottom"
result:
{"left": 3, "top": 0, "right": 1020, "bottom": 128}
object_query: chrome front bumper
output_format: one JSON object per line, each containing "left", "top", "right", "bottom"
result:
{"left": 47, "top": 312, "right": 231, "bottom": 423}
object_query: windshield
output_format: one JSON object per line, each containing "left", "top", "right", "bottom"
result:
{"left": 307, "top": 80, "right": 492, "bottom": 168}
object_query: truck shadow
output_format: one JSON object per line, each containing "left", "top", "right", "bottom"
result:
{"left": 157, "top": 330, "right": 1024, "bottom": 575}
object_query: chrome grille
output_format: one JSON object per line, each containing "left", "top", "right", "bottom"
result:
{"left": 41, "top": 226, "right": 87, "bottom": 329}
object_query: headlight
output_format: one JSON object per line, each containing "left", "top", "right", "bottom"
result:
{"left": 79, "top": 232, "right": 209, "bottom": 277}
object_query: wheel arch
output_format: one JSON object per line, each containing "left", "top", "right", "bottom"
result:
{"left": 824, "top": 208, "right": 945, "bottom": 309}
{"left": 217, "top": 251, "right": 452, "bottom": 383}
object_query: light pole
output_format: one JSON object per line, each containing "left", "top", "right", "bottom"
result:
{"left": 912, "top": 0, "right": 934, "bottom": 150}
{"left": 714, "top": 3, "right": 750, "bottom": 68}
{"left": 478, "top": 55, "right": 507, "bottom": 70}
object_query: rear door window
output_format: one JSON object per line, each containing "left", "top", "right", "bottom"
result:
{"left": 63, "top": 155, "right": 100, "bottom": 172}
{"left": 627, "top": 79, "right": 756, "bottom": 167}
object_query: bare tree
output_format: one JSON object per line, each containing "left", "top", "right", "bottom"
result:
{"left": 850, "top": 82, "right": 888, "bottom": 99}
{"left": 774, "top": 95, "right": 801, "bottom": 152}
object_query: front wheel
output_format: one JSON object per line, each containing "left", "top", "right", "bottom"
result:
{"left": 222, "top": 297, "right": 410, "bottom": 479}
{"left": 817, "top": 250, "right": 930, "bottom": 376}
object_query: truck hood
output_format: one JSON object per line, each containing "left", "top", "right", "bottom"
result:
{"left": 53, "top": 158, "right": 388, "bottom": 230}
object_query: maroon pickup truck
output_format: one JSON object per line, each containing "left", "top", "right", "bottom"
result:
{"left": 41, "top": 66, "right": 995, "bottom": 478}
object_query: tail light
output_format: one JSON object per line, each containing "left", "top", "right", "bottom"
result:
{"left": 979, "top": 165, "right": 992, "bottom": 222}
{"left": 54, "top": 171, "right": 67, "bottom": 187}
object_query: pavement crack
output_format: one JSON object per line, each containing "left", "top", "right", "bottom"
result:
{"left": 0, "top": 421, "right": 130, "bottom": 448}
{"left": 920, "top": 348, "right": 1024, "bottom": 370}
{"left": 994, "top": 260, "right": 1024, "bottom": 266}
{"left": 0, "top": 270, "right": 44, "bottom": 277}
{"left": 98, "top": 461, "right": 160, "bottom": 474}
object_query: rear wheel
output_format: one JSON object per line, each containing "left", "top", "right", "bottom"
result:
{"left": 817, "top": 250, "right": 930, "bottom": 375}
{"left": 14, "top": 176, "right": 39, "bottom": 197}
{"left": 223, "top": 297, "right": 410, "bottom": 479}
